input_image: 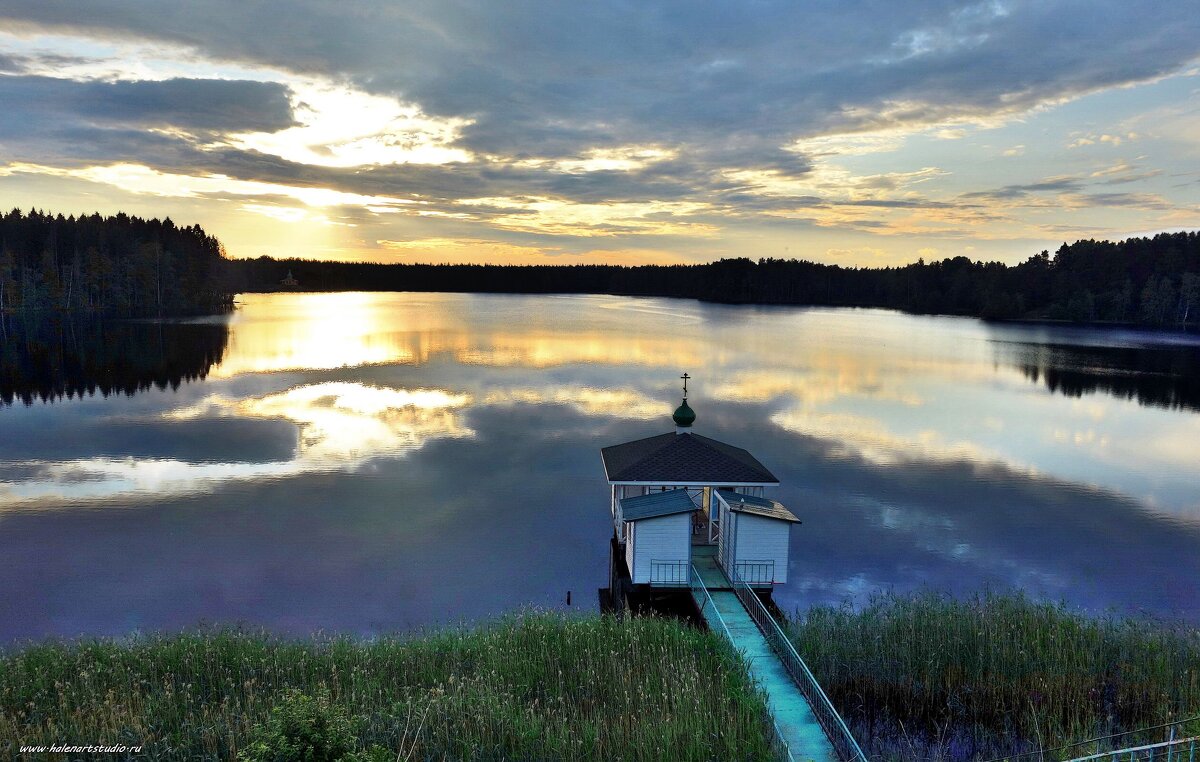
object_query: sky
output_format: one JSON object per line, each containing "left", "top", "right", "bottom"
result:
{"left": 0, "top": 2, "right": 1198, "bottom": 267}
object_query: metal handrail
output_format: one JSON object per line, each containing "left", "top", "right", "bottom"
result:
{"left": 984, "top": 717, "right": 1200, "bottom": 762}
{"left": 728, "top": 567, "right": 869, "bottom": 762}
{"left": 690, "top": 565, "right": 796, "bottom": 762}
{"left": 690, "top": 565, "right": 732, "bottom": 640}
{"left": 1067, "top": 736, "right": 1198, "bottom": 762}
{"left": 735, "top": 559, "right": 776, "bottom": 585}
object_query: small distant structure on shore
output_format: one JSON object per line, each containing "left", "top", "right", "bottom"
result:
{"left": 599, "top": 373, "right": 800, "bottom": 615}
{"left": 280, "top": 270, "right": 299, "bottom": 288}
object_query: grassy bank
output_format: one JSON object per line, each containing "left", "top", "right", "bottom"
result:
{"left": 8, "top": 596, "right": 1197, "bottom": 761}
{"left": 787, "top": 591, "right": 1200, "bottom": 761}
{"left": 1, "top": 614, "right": 774, "bottom": 761}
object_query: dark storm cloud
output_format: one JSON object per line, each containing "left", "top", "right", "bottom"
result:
{"left": 1, "top": 123, "right": 210, "bottom": 167}
{"left": 0, "top": 75, "right": 294, "bottom": 134}
{"left": 0, "top": 75, "right": 298, "bottom": 169}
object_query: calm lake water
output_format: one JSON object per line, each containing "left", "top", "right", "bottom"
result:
{"left": 2, "top": 292, "right": 1199, "bottom": 642}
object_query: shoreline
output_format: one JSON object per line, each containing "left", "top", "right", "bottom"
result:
{"left": 4, "top": 288, "right": 1198, "bottom": 336}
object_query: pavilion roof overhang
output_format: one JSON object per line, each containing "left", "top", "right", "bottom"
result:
{"left": 601, "top": 431, "right": 779, "bottom": 486}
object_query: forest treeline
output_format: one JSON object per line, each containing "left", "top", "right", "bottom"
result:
{"left": 234, "top": 231, "right": 1200, "bottom": 327}
{"left": 3, "top": 208, "right": 1199, "bottom": 327}
{"left": 0, "top": 209, "right": 231, "bottom": 315}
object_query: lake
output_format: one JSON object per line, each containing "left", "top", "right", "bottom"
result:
{"left": 1, "top": 291, "right": 1198, "bottom": 642}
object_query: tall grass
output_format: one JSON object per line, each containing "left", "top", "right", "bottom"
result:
{"left": 1, "top": 613, "right": 775, "bottom": 761}
{"left": 786, "top": 591, "right": 1200, "bottom": 761}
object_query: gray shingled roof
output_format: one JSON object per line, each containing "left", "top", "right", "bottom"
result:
{"left": 717, "top": 489, "right": 800, "bottom": 523}
{"left": 619, "top": 489, "right": 698, "bottom": 521}
{"left": 601, "top": 432, "right": 779, "bottom": 484}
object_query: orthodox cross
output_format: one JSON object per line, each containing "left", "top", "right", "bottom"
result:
{"left": 681, "top": 372, "right": 690, "bottom": 398}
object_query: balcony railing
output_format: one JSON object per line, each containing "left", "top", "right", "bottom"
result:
{"left": 649, "top": 559, "right": 689, "bottom": 586}
{"left": 734, "top": 559, "right": 776, "bottom": 585}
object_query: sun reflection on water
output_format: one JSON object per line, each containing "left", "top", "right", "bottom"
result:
{"left": 3, "top": 293, "right": 1198, "bottom": 523}
{"left": 214, "top": 292, "right": 703, "bottom": 375}
{"left": 4, "top": 292, "right": 1200, "bottom": 639}
{"left": 214, "top": 292, "right": 434, "bottom": 375}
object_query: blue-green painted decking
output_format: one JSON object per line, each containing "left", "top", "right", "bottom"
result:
{"left": 692, "top": 545, "right": 732, "bottom": 589}
{"left": 691, "top": 548, "right": 839, "bottom": 762}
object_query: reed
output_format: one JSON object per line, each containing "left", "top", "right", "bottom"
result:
{"left": 786, "top": 590, "right": 1200, "bottom": 761}
{"left": 0, "top": 613, "right": 774, "bottom": 761}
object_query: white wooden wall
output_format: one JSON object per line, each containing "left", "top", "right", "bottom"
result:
{"left": 627, "top": 512, "right": 691, "bottom": 584}
{"left": 734, "top": 513, "right": 791, "bottom": 584}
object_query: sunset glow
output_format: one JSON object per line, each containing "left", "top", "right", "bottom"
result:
{"left": 0, "top": 3, "right": 1195, "bottom": 265}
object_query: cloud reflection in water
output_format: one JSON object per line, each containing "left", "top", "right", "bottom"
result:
{"left": 1, "top": 292, "right": 1198, "bottom": 641}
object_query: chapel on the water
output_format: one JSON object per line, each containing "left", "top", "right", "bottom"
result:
{"left": 600, "top": 374, "right": 800, "bottom": 613}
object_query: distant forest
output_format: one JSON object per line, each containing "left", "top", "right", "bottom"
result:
{"left": 3, "top": 208, "right": 1199, "bottom": 327}
{"left": 234, "top": 231, "right": 1200, "bottom": 328}
{"left": 0, "top": 209, "right": 231, "bottom": 315}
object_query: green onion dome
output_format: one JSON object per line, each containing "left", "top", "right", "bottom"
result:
{"left": 672, "top": 398, "right": 696, "bottom": 428}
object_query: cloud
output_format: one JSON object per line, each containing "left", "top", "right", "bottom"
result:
{"left": 1069, "top": 131, "right": 1141, "bottom": 149}
{"left": 962, "top": 175, "right": 1085, "bottom": 200}
{"left": 934, "top": 128, "right": 968, "bottom": 140}
{"left": 1064, "top": 191, "right": 1171, "bottom": 209}
{"left": 3, "top": 2, "right": 1198, "bottom": 162}
{"left": 0, "top": 75, "right": 295, "bottom": 134}
{"left": 230, "top": 82, "right": 473, "bottom": 168}
{"left": 1090, "top": 162, "right": 1163, "bottom": 184}
{"left": 0, "top": 74, "right": 296, "bottom": 167}
{"left": 0, "top": 2, "right": 1198, "bottom": 261}
{"left": 959, "top": 166, "right": 1179, "bottom": 216}
{"left": 0, "top": 162, "right": 421, "bottom": 211}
